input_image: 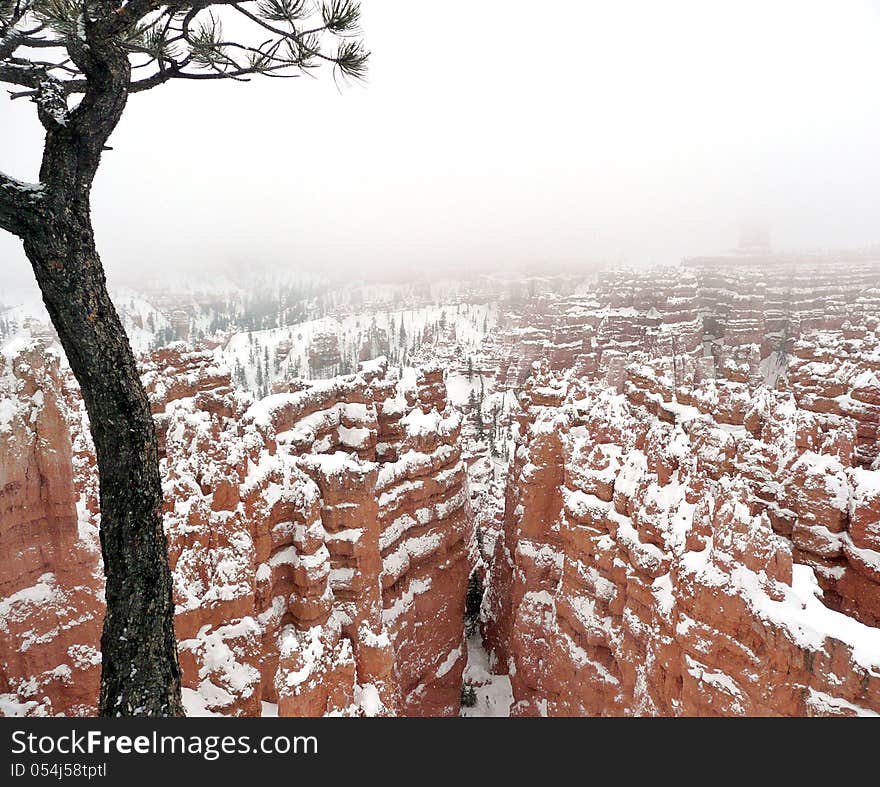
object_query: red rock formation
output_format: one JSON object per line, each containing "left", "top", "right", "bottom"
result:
{"left": 1, "top": 346, "right": 472, "bottom": 717}
{"left": 483, "top": 365, "right": 880, "bottom": 716}
{"left": 307, "top": 332, "right": 343, "bottom": 379}
{"left": 9, "top": 252, "right": 880, "bottom": 718}
{"left": 0, "top": 340, "right": 102, "bottom": 716}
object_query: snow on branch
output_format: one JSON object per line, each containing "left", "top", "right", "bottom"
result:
{"left": 0, "top": 168, "right": 43, "bottom": 239}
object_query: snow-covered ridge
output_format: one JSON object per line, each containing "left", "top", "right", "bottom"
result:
{"left": 1, "top": 339, "right": 474, "bottom": 717}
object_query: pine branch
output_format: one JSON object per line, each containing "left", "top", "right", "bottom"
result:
{"left": 1, "top": 58, "right": 69, "bottom": 126}
{"left": 0, "top": 168, "right": 43, "bottom": 239}
{"left": 1, "top": 0, "right": 370, "bottom": 98}
{"left": 256, "top": 0, "right": 310, "bottom": 24}
{"left": 321, "top": 0, "right": 360, "bottom": 33}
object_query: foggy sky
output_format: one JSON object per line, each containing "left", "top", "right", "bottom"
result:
{"left": 3, "top": 0, "right": 880, "bottom": 289}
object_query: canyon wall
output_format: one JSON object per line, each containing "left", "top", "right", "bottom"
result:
{"left": 481, "top": 255, "right": 880, "bottom": 716}
{"left": 0, "top": 344, "right": 472, "bottom": 716}
{"left": 0, "top": 341, "right": 102, "bottom": 716}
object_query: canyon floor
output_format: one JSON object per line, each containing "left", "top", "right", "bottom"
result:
{"left": 3, "top": 250, "right": 880, "bottom": 716}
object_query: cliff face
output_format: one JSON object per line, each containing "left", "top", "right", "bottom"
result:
{"left": 475, "top": 255, "right": 880, "bottom": 717}
{"left": 0, "top": 341, "right": 102, "bottom": 716}
{"left": 482, "top": 358, "right": 880, "bottom": 716}
{"left": 0, "top": 345, "right": 472, "bottom": 717}
{"left": 491, "top": 253, "right": 880, "bottom": 404}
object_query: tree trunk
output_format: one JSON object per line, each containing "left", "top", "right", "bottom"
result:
{"left": 0, "top": 14, "right": 184, "bottom": 717}
{"left": 23, "top": 204, "right": 184, "bottom": 717}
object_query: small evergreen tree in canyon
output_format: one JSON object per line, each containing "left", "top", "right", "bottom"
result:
{"left": 464, "top": 568, "right": 484, "bottom": 638}
{"left": 0, "top": 0, "right": 368, "bottom": 716}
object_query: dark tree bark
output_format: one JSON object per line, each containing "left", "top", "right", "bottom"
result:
{"left": 1, "top": 25, "right": 184, "bottom": 717}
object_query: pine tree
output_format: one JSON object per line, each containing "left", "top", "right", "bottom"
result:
{"left": 460, "top": 684, "right": 477, "bottom": 708}
{"left": 255, "top": 360, "right": 264, "bottom": 397}
{"left": 464, "top": 569, "right": 484, "bottom": 637}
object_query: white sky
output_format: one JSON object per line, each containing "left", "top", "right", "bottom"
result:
{"left": 3, "top": 0, "right": 880, "bottom": 287}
